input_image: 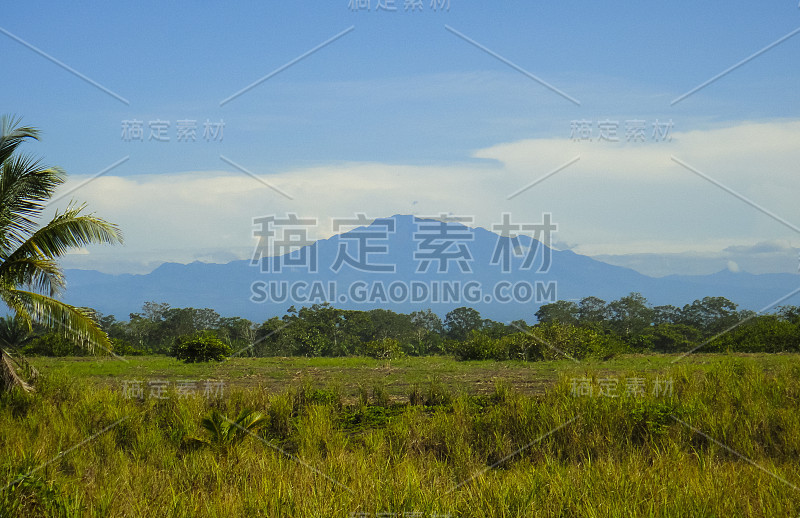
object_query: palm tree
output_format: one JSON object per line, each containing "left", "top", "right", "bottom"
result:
{"left": 0, "top": 116, "right": 123, "bottom": 392}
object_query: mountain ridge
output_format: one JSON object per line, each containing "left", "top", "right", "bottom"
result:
{"left": 62, "top": 214, "right": 800, "bottom": 321}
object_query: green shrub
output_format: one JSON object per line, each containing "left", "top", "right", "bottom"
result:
{"left": 183, "top": 408, "right": 267, "bottom": 450}
{"left": 451, "top": 330, "right": 505, "bottom": 360}
{"left": 509, "top": 322, "right": 626, "bottom": 361}
{"left": 21, "top": 333, "right": 85, "bottom": 356}
{"left": 363, "top": 337, "right": 404, "bottom": 360}
{"left": 449, "top": 324, "right": 625, "bottom": 362}
{"left": 111, "top": 338, "right": 146, "bottom": 356}
{"left": 645, "top": 323, "right": 702, "bottom": 353}
{"left": 171, "top": 331, "right": 231, "bottom": 362}
{"left": 716, "top": 316, "right": 800, "bottom": 353}
{"left": 501, "top": 332, "right": 544, "bottom": 361}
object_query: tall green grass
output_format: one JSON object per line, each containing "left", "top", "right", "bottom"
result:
{"left": 1, "top": 356, "right": 799, "bottom": 517}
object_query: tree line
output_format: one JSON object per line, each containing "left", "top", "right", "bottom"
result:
{"left": 11, "top": 293, "right": 800, "bottom": 360}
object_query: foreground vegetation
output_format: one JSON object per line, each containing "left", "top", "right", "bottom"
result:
{"left": 2, "top": 354, "right": 799, "bottom": 516}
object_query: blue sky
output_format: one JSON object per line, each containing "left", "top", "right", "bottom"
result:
{"left": 3, "top": 2, "right": 800, "bottom": 276}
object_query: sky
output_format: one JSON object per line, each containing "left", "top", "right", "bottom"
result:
{"left": 3, "top": 1, "right": 800, "bottom": 277}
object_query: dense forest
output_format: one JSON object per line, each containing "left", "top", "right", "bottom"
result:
{"left": 12, "top": 293, "right": 800, "bottom": 361}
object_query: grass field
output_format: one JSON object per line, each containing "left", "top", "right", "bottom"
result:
{"left": 24, "top": 353, "right": 798, "bottom": 400}
{"left": 1, "top": 353, "right": 799, "bottom": 517}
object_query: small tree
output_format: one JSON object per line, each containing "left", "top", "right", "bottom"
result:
{"left": 171, "top": 331, "right": 231, "bottom": 362}
{"left": 444, "top": 307, "right": 483, "bottom": 341}
{"left": 363, "top": 337, "right": 403, "bottom": 360}
{"left": 535, "top": 300, "right": 580, "bottom": 325}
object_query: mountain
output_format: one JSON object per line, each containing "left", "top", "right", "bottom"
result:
{"left": 61, "top": 214, "right": 800, "bottom": 322}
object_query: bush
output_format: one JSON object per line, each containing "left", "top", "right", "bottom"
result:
{"left": 171, "top": 331, "right": 231, "bottom": 362}
{"left": 451, "top": 330, "right": 505, "bottom": 360}
{"left": 645, "top": 323, "right": 702, "bottom": 353}
{"left": 499, "top": 323, "right": 626, "bottom": 362}
{"left": 111, "top": 338, "right": 146, "bottom": 356}
{"left": 501, "top": 333, "right": 543, "bottom": 361}
{"left": 716, "top": 316, "right": 800, "bottom": 353}
{"left": 22, "top": 333, "right": 86, "bottom": 356}
{"left": 363, "top": 337, "right": 404, "bottom": 360}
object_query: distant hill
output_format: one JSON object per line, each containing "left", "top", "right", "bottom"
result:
{"left": 62, "top": 214, "right": 800, "bottom": 322}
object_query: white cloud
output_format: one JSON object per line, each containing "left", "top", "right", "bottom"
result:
{"left": 52, "top": 119, "right": 800, "bottom": 275}
{"left": 592, "top": 240, "right": 799, "bottom": 277}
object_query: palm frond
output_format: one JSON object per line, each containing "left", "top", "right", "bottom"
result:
{"left": 0, "top": 115, "right": 39, "bottom": 166}
{"left": 0, "top": 158, "right": 65, "bottom": 253}
{"left": 233, "top": 409, "right": 268, "bottom": 437}
{"left": 1, "top": 288, "right": 111, "bottom": 354}
{"left": 3, "top": 203, "right": 122, "bottom": 263}
{"left": 200, "top": 410, "right": 229, "bottom": 443}
{"left": 0, "top": 256, "right": 64, "bottom": 296}
{"left": 1, "top": 348, "right": 34, "bottom": 392}
{"left": 193, "top": 408, "right": 267, "bottom": 449}
{"left": 0, "top": 315, "right": 33, "bottom": 349}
